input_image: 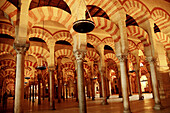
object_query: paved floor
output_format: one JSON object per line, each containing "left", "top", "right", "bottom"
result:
{"left": 0, "top": 93, "right": 170, "bottom": 113}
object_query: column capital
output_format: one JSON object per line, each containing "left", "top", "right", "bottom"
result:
{"left": 48, "top": 66, "right": 55, "bottom": 71}
{"left": 13, "top": 43, "right": 30, "bottom": 54}
{"left": 116, "top": 55, "right": 127, "bottom": 62}
{"left": 146, "top": 57, "right": 156, "bottom": 63}
{"left": 74, "top": 50, "right": 86, "bottom": 61}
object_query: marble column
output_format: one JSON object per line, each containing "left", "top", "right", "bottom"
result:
{"left": 32, "top": 84, "right": 35, "bottom": 102}
{"left": 118, "top": 76, "right": 122, "bottom": 98}
{"left": 135, "top": 70, "right": 143, "bottom": 100}
{"left": 14, "top": 43, "right": 29, "bottom": 113}
{"left": 117, "top": 55, "right": 131, "bottom": 113}
{"left": 49, "top": 67, "right": 55, "bottom": 110}
{"left": 74, "top": 51, "right": 87, "bottom": 113}
{"left": 128, "top": 74, "right": 133, "bottom": 96}
{"left": 147, "top": 57, "right": 162, "bottom": 110}
{"left": 99, "top": 68, "right": 108, "bottom": 105}
{"left": 38, "top": 74, "right": 41, "bottom": 105}
{"left": 99, "top": 81, "right": 103, "bottom": 97}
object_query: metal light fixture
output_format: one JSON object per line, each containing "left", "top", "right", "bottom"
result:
{"left": 73, "top": 0, "right": 95, "bottom": 33}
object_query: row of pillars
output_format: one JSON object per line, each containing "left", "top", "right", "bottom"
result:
{"left": 13, "top": 43, "right": 162, "bottom": 113}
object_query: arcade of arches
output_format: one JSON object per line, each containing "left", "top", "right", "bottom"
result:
{"left": 0, "top": 0, "right": 170, "bottom": 113}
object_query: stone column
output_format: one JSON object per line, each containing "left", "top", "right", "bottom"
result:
{"left": 146, "top": 57, "right": 162, "bottom": 110}
{"left": 117, "top": 55, "right": 131, "bottom": 113}
{"left": 99, "top": 68, "right": 108, "bottom": 105}
{"left": 32, "top": 84, "right": 35, "bottom": 102}
{"left": 118, "top": 75, "right": 122, "bottom": 98}
{"left": 74, "top": 51, "right": 87, "bottom": 113}
{"left": 49, "top": 67, "right": 55, "bottom": 110}
{"left": 135, "top": 70, "right": 143, "bottom": 100}
{"left": 38, "top": 74, "right": 41, "bottom": 104}
{"left": 128, "top": 74, "right": 133, "bottom": 96}
{"left": 99, "top": 81, "right": 103, "bottom": 97}
{"left": 13, "top": 43, "right": 29, "bottom": 113}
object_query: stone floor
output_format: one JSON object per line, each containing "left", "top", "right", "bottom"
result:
{"left": 0, "top": 93, "right": 170, "bottom": 113}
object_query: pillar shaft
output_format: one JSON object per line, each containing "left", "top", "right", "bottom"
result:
{"left": 135, "top": 70, "right": 143, "bottom": 100}
{"left": 14, "top": 43, "right": 29, "bottom": 113}
{"left": 100, "top": 70, "right": 107, "bottom": 104}
{"left": 117, "top": 55, "right": 131, "bottom": 113}
{"left": 58, "top": 78, "right": 61, "bottom": 103}
{"left": 49, "top": 69, "right": 55, "bottom": 110}
{"left": 147, "top": 57, "right": 162, "bottom": 110}
{"left": 74, "top": 51, "right": 87, "bottom": 113}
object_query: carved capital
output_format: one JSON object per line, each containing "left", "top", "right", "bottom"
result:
{"left": 13, "top": 43, "right": 30, "bottom": 54}
{"left": 146, "top": 57, "right": 156, "bottom": 63}
{"left": 116, "top": 55, "right": 127, "bottom": 62}
{"left": 74, "top": 50, "right": 86, "bottom": 61}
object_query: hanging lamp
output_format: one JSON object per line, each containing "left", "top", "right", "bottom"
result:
{"left": 37, "top": 17, "right": 46, "bottom": 70}
{"left": 73, "top": 0, "right": 95, "bottom": 33}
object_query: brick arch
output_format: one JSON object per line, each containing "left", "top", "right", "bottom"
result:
{"left": 0, "top": 43, "right": 16, "bottom": 56}
{"left": 93, "top": 17, "right": 120, "bottom": 42}
{"left": 105, "top": 53, "right": 119, "bottom": 64}
{"left": 61, "top": 62, "right": 75, "bottom": 70}
{"left": 155, "top": 32, "right": 170, "bottom": 50}
{"left": 87, "top": 34, "right": 101, "bottom": 48}
{"left": 127, "top": 26, "right": 150, "bottom": 47}
{"left": 28, "top": 7, "right": 74, "bottom": 29}
{"left": 123, "top": 0, "right": 150, "bottom": 25}
{"left": 86, "top": 51, "right": 100, "bottom": 61}
{"left": 24, "top": 60, "right": 38, "bottom": 69}
{"left": 128, "top": 53, "right": 136, "bottom": 64}
{"left": 151, "top": 8, "right": 170, "bottom": 31}
{"left": 0, "top": 70, "right": 15, "bottom": 78}
{"left": 83, "top": 63, "right": 91, "bottom": 75}
{"left": 137, "top": 42, "right": 144, "bottom": 51}
{"left": 53, "top": 30, "right": 73, "bottom": 45}
{"left": 0, "top": 0, "right": 17, "bottom": 25}
{"left": 0, "top": 23, "right": 15, "bottom": 37}
{"left": 29, "top": 27, "right": 53, "bottom": 44}
{"left": 102, "top": 37, "right": 115, "bottom": 51}
{"left": 0, "top": 59, "right": 16, "bottom": 69}
{"left": 55, "top": 49, "right": 74, "bottom": 60}
{"left": 128, "top": 39, "right": 137, "bottom": 52}
{"left": 87, "top": 0, "right": 122, "bottom": 19}
{"left": 27, "top": 46, "right": 50, "bottom": 63}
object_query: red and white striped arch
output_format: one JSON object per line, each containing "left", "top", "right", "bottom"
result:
{"left": 0, "top": 59, "right": 16, "bottom": 69}
{"left": 24, "top": 60, "right": 38, "bottom": 69}
{"left": 86, "top": 51, "right": 100, "bottom": 61}
{"left": 0, "top": 70, "right": 15, "bottom": 78}
{"left": 55, "top": 49, "right": 74, "bottom": 60}
{"left": 137, "top": 42, "right": 144, "bottom": 51}
{"left": 105, "top": 53, "right": 119, "bottom": 64}
{"left": 123, "top": 0, "right": 150, "bottom": 25}
{"left": 27, "top": 46, "right": 50, "bottom": 62}
{"left": 28, "top": 7, "right": 74, "bottom": 29}
{"left": 128, "top": 39, "right": 137, "bottom": 52}
{"left": 0, "top": 23, "right": 15, "bottom": 37}
{"left": 127, "top": 26, "right": 149, "bottom": 47}
{"left": 87, "top": 0, "right": 122, "bottom": 19}
{"left": 61, "top": 62, "right": 75, "bottom": 70}
{"left": 93, "top": 17, "right": 120, "bottom": 42}
{"left": 155, "top": 32, "right": 170, "bottom": 50}
{"left": 29, "top": 27, "right": 53, "bottom": 44}
{"left": 53, "top": 30, "right": 73, "bottom": 45}
{"left": 151, "top": 8, "right": 170, "bottom": 31}
{"left": 87, "top": 34, "right": 101, "bottom": 48}
{"left": 128, "top": 53, "right": 136, "bottom": 64}
{"left": 102, "top": 37, "right": 115, "bottom": 51}
{"left": 0, "top": 43, "right": 16, "bottom": 56}
{"left": 83, "top": 63, "right": 91, "bottom": 75}
{"left": 0, "top": 0, "right": 17, "bottom": 25}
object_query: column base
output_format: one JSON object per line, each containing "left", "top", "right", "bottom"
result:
{"left": 123, "top": 109, "right": 131, "bottom": 113}
{"left": 139, "top": 96, "right": 144, "bottom": 100}
{"left": 153, "top": 103, "right": 163, "bottom": 110}
{"left": 101, "top": 99, "right": 108, "bottom": 105}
